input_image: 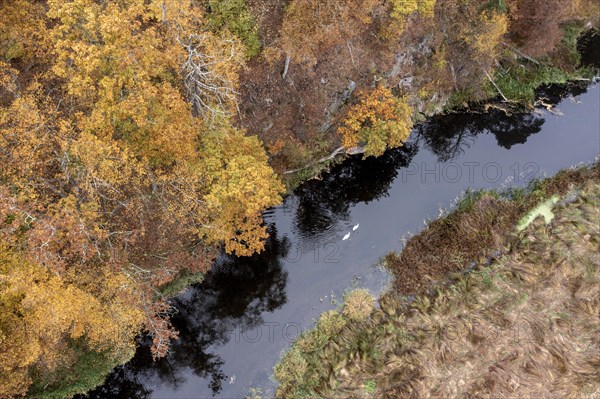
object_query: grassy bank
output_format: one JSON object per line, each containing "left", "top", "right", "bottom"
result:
{"left": 273, "top": 163, "right": 600, "bottom": 398}
{"left": 386, "top": 163, "right": 599, "bottom": 295}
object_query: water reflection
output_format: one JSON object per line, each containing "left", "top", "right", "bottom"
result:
{"left": 84, "top": 225, "right": 290, "bottom": 398}
{"left": 418, "top": 81, "right": 594, "bottom": 162}
{"left": 578, "top": 29, "right": 600, "bottom": 69}
{"left": 536, "top": 81, "right": 592, "bottom": 106}
{"left": 84, "top": 79, "right": 599, "bottom": 399}
{"left": 293, "top": 144, "right": 418, "bottom": 237}
{"left": 417, "top": 110, "right": 545, "bottom": 162}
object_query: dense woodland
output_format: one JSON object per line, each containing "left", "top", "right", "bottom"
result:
{"left": 0, "top": 0, "right": 598, "bottom": 397}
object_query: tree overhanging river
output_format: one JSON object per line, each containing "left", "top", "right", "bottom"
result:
{"left": 83, "top": 81, "right": 600, "bottom": 399}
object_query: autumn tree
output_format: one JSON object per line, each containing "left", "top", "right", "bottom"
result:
{"left": 505, "top": 0, "right": 574, "bottom": 58}
{"left": 383, "top": 0, "right": 437, "bottom": 39}
{"left": 203, "top": 0, "right": 261, "bottom": 58}
{"left": 429, "top": 0, "right": 509, "bottom": 100}
{"left": 0, "top": 241, "right": 143, "bottom": 398}
{"left": 1, "top": 1, "right": 284, "bottom": 396}
{"left": 338, "top": 86, "right": 413, "bottom": 157}
{"left": 277, "top": 0, "right": 381, "bottom": 66}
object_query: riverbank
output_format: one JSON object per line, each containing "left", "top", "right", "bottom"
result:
{"left": 280, "top": 26, "right": 600, "bottom": 191}
{"left": 82, "top": 77, "right": 599, "bottom": 399}
{"left": 274, "top": 162, "right": 600, "bottom": 398}
{"left": 1, "top": 3, "right": 598, "bottom": 399}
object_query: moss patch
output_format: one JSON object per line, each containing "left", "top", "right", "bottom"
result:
{"left": 159, "top": 270, "right": 205, "bottom": 298}
{"left": 204, "top": 0, "right": 261, "bottom": 59}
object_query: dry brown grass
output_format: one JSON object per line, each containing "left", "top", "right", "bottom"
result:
{"left": 367, "top": 185, "right": 600, "bottom": 399}
{"left": 274, "top": 170, "right": 600, "bottom": 399}
{"left": 387, "top": 163, "right": 600, "bottom": 295}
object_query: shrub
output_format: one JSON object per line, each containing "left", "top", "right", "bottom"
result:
{"left": 342, "top": 289, "right": 375, "bottom": 321}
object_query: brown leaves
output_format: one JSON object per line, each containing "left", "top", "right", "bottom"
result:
{"left": 278, "top": 0, "right": 381, "bottom": 66}
{"left": 506, "top": 0, "right": 573, "bottom": 58}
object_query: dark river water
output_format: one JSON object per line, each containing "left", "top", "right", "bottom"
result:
{"left": 84, "top": 79, "right": 600, "bottom": 399}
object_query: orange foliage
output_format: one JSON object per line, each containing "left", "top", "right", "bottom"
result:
{"left": 0, "top": 245, "right": 143, "bottom": 398}
{"left": 338, "top": 86, "right": 413, "bottom": 157}
{"left": 278, "top": 0, "right": 381, "bottom": 66}
{"left": 1, "top": 1, "right": 284, "bottom": 393}
{"left": 0, "top": 0, "right": 49, "bottom": 62}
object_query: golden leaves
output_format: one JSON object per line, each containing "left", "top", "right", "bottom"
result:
{"left": 1, "top": 2, "right": 285, "bottom": 391}
{"left": 465, "top": 11, "right": 509, "bottom": 63}
{"left": 0, "top": 246, "right": 143, "bottom": 397}
{"left": 0, "top": 0, "right": 49, "bottom": 62}
{"left": 383, "top": 0, "right": 437, "bottom": 39}
{"left": 338, "top": 86, "right": 413, "bottom": 157}
{"left": 201, "top": 128, "right": 284, "bottom": 256}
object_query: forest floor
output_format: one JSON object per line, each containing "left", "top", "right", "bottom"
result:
{"left": 273, "top": 163, "right": 600, "bottom": 398}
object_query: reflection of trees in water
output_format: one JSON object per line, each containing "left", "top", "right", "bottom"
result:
{"left": 418, "top": 82, "right": 592, "bottom": 163}
{"left": 536, "top": 81, "right": 591, "bottom": 106}
{"left": 83, "top": 226, "right": 290, "bottom": 398}
{"left": 417, "top": 109, "right": 545, "bottom": 162}
{"left": 577, "top": 29, "right": 600, "bottom": 69}
{"left": 292, "top": 144, "right": 417, "bottom": 237}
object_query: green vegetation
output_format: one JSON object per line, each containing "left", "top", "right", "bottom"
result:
{"left": 205, "top": 0, "right": 261, "bottom": 58}
{"left": 274, "top": 164, "right": 600, "bottom": 398}
{"left": 27, "top": 341, "right": 133, "bottom": 399}
{"left": 274, "top": 290, "right": 375, "bottom": 398}
{"left": 364, "top": 380, "right": 376, "bottom": 395}
{"left": 159, "top": 271, "right": 206, "bottom": 298}
{"left": 493, "top": 63, "right": 578, "bottom": 103}
{"left": 516, "top": 194, "right": 560, "bottom": 231}
{"left": 489, "top": 22, "right": 595, "bottom": 104}
{"left": 560, "top": 22, "right": 585, "bottom": 66}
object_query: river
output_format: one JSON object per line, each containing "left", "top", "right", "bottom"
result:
{"left": 83, "top": 80, "right": 599, "bottom": 399}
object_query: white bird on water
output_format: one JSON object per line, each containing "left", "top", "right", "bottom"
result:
{"left": 353, "top": 224, "right": 360, "bottom": 231}
{"left": 343, "top": 232, "right": 351, "bottom": 241}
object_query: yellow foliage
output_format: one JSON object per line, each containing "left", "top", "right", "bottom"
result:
{"left": 0, "top": 0, "right": 49, "bottom": 61}
{"left": 201, "top": 128, "right": 284, "bottom": 255}
{"left": 338, "top": 86, "right": 413, "bottom": 157}
{"left": 390, "top": 0, "right": 436, "bottom": 20}
{"left": 0, "top": 3, "right": 284, "bottom": 393}
{"left": 0, "top": 76, "right": 57, "bottom": 204}
{"left": 0, "top": 246, "right": 143, "bottom": 398}
{"left": 384, "top": 0, "right": 437, "bottom": 39}
{"left": 43, "top": 0, "right": 281, "bottom": 257}
{"left": 466, "top": 11, "right": 509, "bottom": 63}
